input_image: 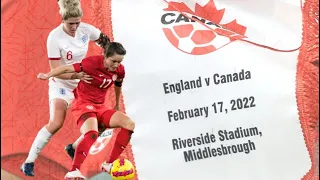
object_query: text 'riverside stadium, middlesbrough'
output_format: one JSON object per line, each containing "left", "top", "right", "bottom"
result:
{"left": 163, "top": 69, "right": 251, "bottom": 95}
{"left": 172, "top": 127, "right": 263, "bottom": 162}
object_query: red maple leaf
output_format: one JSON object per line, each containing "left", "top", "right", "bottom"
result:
{"left": 222, "top": 20, "right": 247, "bottom": 36}
{"left": 194, "top": 0, "right": 225, "bottom": 25}
{"left": 164, "top": 0, "right": 247, "bottom": 36}
{"left": 163, "top": 2, "right": 194, "bottom": 14}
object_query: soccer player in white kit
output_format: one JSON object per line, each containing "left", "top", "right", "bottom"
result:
{"left": 20, "top": 0, "right": 111, "bottom": 177}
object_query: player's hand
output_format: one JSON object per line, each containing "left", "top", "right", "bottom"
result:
{"left": 77, "top": 72, "right": 93, "bottom": 84}
{"left": 37, "top": 73, "right": 49, "bottom": 80}
{"left": 114, "top": 104, "right": 120, "bottom": 111}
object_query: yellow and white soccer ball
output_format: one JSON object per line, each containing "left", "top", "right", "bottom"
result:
{"left": 110, "top": 158, "right": 135, "bottom": 180}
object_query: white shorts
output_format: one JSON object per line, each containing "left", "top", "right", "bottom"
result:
{"left": 48, "top": 79, "right": 76, "bottom": 108}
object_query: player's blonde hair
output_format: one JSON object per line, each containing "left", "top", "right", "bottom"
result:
{"left": 58, "top": 0, "right": 83, "bottom": 20}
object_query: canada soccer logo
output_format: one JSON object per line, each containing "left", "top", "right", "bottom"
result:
{"left": 112, "top": 74, "right": 118, "bottom": 81}
{"left": 89, "top": 129, "right": 113, "bottom": 155}
{"left": 161, "top": 0, "right": 247, "bottom": 55}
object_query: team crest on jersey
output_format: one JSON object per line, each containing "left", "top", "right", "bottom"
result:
{"left": 86, "top": 105, "right": 94, "bottom": 110}
{"left": 59, "top": 88, "right": 66, "bottom": 95}
{"left": 112, "top": 74, "right": 118, "bottom": 81}
{"left": 81, "top": 35, "right": 88, "bottom": 44}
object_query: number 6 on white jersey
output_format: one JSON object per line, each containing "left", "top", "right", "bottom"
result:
{"left": 99, "top": 78, "right": 112, "bottom": 88}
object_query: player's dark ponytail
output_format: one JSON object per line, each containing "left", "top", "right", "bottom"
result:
{"left": 96, "top": 33, "right": 111, "bottom": 50}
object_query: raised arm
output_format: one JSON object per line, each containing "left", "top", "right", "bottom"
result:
{"left": 49, "top": 60, "right": 83, "bottom": 80}
{"left": 37, "top": 65, "right": 76, "bottom": 80}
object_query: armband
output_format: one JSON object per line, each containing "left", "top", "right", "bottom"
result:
{"left": 114, "top": 81, "right": 122, "bottom": 87}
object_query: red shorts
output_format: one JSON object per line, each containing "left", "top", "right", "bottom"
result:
{"left": 71, "top": 100, "right": 116, "bottom": 128}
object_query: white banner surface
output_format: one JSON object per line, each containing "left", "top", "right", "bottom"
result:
{"left": 112, "top": 0, "right": 311, "bottom": 179}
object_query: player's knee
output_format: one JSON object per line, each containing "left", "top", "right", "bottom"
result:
{"left": 48, "top": 116, "right": 65, "bottom": 132}
{"left": 109, "top": 111, "right": 135, "bottom": 131}
{"left": 46, "top": 120, "right": 64, "bottom": 134}
{"left": 123, "top": 118, "right": 135, "bottom": 131}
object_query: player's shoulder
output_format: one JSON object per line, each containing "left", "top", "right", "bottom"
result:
{"left": 117, "top": 64, "right": 125, "bottom": 70}
{"left": 116, "top": 64, "right": 125, "bottom": 74}
{"left": 83, "top": 55, "right": 104, "bottom": 64}
{"left": 78, "top": 22, "right": 97, "bottom": 31}
{"left": 48, "top": 24, "right": 64, "bottom": 39}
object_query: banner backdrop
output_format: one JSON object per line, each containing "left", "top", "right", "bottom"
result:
{"left": 1, "top": 0, "right": 316, "bottom": 179}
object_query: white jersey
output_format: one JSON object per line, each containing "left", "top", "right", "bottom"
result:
{"left": 47, "top": 22, "right": 101, "bottom": 89}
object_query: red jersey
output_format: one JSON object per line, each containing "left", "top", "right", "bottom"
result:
{"left": 73, "top": 55, "right": 125, "bottom": 104}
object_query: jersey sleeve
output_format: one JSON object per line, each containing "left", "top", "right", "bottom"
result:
{"left": 47, "top": 32, "right": 61, "bottom": 60}
{"left": 72, "top": 63, "right": 82, "bottom": 73}
{"left": 117, "top": 65, "right": 126, "bottom": 79}
{"left": 73, "top": 56, "right": 99, "bottom": 73}
{"left": 83, "top": 23, "right": 101, "bottom": 41}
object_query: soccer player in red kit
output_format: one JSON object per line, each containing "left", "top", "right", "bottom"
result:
{"left": 37, "top": 42, "right": 135, "bottom": 179}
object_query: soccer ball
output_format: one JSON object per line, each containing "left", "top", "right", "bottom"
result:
{"left": 110, "top": 158, "right": 135, "bottom": 180}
